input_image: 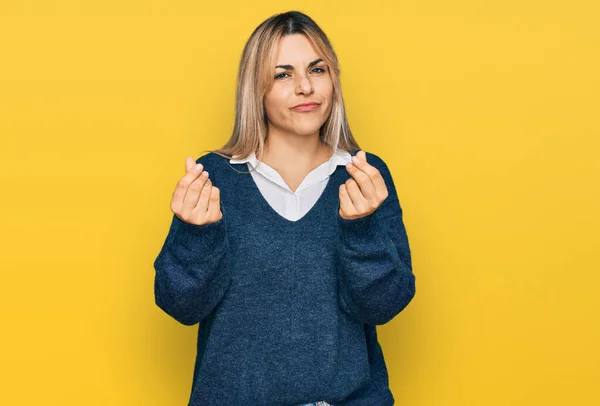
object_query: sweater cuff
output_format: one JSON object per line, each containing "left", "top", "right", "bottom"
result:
{"left": 337, "top": 211, "right": 382, "bottom": 239}
{"left": 171, "top": 216, "right": 227, "bottom": 253}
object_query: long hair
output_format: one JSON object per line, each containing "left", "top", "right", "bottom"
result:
{"left": 202, "top": 10, "right": 361, "bottom": 172}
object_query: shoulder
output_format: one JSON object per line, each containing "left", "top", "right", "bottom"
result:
{"left": 194, "top": 151, "right": 236, "bottom": 176}
{"left": 193, "top": 152, "right": 233, "bottom": 186}
{"left": 195, "top": 151, "right": 229, "bottom": 167}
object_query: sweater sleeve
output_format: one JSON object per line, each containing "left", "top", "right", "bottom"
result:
{"left": 336, "top": 155, "right": 416, "bottom": 326}
{"left": 153, "top": 214, "right": 231, "bottom": 325}
{"left": 153, "top": 155, "right": 231, "bottom": 326}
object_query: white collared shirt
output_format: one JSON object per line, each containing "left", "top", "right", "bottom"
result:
{"left": 230, "top": 148, "right": 352, "bottom": 222}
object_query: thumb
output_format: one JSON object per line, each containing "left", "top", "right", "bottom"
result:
{"left": 185, "top": 156, "right": 195, "bottom": 173}
{"left": 358, "top": 150, "right": 367, "bottom": 162}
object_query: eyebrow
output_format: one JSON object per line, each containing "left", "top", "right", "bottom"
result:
{"left": 275, "top": 58, "right": 323, "bottom": 70}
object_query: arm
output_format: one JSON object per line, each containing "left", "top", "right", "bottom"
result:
{"left": 154, "top": 214, "right": 231, "bottom": 325}
{"left": 336, "top": 155, "right": 416, "bottom": 326}
{"left": 153, "top": 154, "right": 231, "bottom": 326}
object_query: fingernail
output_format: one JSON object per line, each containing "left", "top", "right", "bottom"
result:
{"left": 346, "top": 161, "right": 353, "bottom": 168}
{"left": 352, "top": 156, "right": 359, "bottom": 165}
{"left": 195, "top": 164, "right": 203, "bottom": 171}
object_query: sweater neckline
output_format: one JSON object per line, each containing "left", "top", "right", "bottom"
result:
{"left": 234, "top": 162, "right": 343, "bottom": 225}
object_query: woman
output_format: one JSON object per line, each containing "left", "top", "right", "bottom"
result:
{"left": 153, "top": 10, "right": 416, "bottom": 406}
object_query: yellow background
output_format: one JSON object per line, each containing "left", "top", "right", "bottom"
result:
{"left": 1, "top": 1, "right": 598, "bottom": 405}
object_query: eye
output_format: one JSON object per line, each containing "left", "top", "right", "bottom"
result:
{"left": 274, "top": 67, "right": 326, "bottom": 80}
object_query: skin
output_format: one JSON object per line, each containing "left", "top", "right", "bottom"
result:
{"left": 261, "top": 32, "right": 334, "bottom": 185}
{"left": 170, "top": 159, "right": 222, "bottom": 226}
{"left": 172, "top": 35, "right": 389, "bottom": 225}
{"left": 339, "top": 150, "right": 389, "bottom": 220}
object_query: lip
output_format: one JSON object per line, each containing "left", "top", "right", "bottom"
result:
{"left": 290, "top": 102, "right": 320, "bottom": 111}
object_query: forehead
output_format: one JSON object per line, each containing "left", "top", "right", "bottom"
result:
{"left": 274, "top": 34, "right": 320, "bottom": 63}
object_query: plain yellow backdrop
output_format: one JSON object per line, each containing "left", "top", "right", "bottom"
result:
{"left": 1, "top": 1, "right": 598, "bottom": 405}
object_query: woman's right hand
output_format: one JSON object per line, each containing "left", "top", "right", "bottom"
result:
{"left": 170, "top": 156, "right": 223, "bottom": 226}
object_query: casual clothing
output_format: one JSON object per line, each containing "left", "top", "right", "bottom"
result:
{"left": 229, "top": 148, "right": 352, "bottom": 221}
{"left": 230, "top": 148, "right": 348, "bottom": 406}
{"left": 153, "top": 148, "right": 416, "bottom": 405}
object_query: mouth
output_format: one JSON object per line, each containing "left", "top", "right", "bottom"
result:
{"left": 290, "top": 103, "right": 320, "bottom": 112}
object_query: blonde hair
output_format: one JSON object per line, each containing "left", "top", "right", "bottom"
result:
{"left": 202, "top": 10, "right": 360, "bottom": 172}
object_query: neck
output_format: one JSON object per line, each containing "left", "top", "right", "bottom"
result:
{"left": 261, "top": 128, "right": 333, "bottom": 170}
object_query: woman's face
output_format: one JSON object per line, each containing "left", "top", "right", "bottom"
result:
{"left": 264, "top": 34, "right": 333, "bottom": 138}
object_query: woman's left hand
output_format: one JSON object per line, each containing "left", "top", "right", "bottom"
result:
{"left": 339, "top": 150, "right": 389, "bottom": 220}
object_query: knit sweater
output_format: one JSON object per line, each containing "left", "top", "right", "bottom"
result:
{"left": 153, "top": 148, "right": 416, "bottom": 406}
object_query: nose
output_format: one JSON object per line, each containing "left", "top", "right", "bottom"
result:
{"left": 295, "top": 72, "right": 314, "bottom": 95}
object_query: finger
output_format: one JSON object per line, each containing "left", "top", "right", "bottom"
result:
{"left": 185, "top": 156, "right": 195, "bottom": 173}
{"left": 346, "top": 159, "right": 376, "bottom": 200}
{"left": 350, "top": 151, "right": 387, "bottom": 200}
{"left": 171, "top": 164, "right": 205, "bottom": 212}
{"left": 190, "top": 175, "right": 213, "bottom": 218}
{"left": 205, "top": 186, "right": 222, "bottom": 222}
{"left": 345, "top": 179, "right": 369, "bottom": 213}
{"left": 349, "top": 151, "right": 377, "bottom": 183}
{"left": 357, "top": 150, "right": 367, "bottom": 163}
{"left": 181, "top": 170, "right": 210, "bottom": 215}
{"left": 339, "top": 184, "right": 358, "bottom": 217}
{"left": 182, "top": 157, "right": 197, "bottom": 206}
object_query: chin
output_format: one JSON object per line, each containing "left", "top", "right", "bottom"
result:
{"left": 295, "top": 126, "right": 325, "bottom": 137}
{"left": 293, "top": 120, "right": 326, "bottom": 132}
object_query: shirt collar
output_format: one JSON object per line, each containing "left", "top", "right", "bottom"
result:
{"left": 230, "top": 147, "right": 352, "bottom": 176}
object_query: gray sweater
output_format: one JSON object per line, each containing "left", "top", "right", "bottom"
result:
{"left": 153, "top": 148, "right": 416, "bottom": 405}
